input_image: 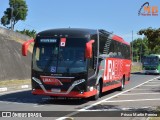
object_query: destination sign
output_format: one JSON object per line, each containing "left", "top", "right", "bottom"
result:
{"left": 40, "top": 39, "right": 57, "bottom": 43}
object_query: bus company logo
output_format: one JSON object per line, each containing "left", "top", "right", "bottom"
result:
{"left": 40, "top": 76, "right": 63, "bottom": 86}
{"left": 103, "top": 59, "right": 123, "bottom": 81}
{"left": 138, "top": 2, "right": 158, "bottom": 16}
{"left": 60, "top": 38, "right": 66, "bottom": 47}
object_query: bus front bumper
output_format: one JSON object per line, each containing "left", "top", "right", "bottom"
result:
{"left": 32, "top": 89, "right": 97, "bottom": 98}
{"left": 32, "top": 77, "right": 97, "bottom": 98}
{"left": 143, "top": 70, "right": 159, "bottom": 74}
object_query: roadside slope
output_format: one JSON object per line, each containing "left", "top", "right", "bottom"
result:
{"left": 0, "top": 32, "right": 32, "bottom": 80}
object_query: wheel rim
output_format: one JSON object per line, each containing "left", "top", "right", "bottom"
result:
{"left": 122, "top": 79, "right": 124, "bottom": 89}
{"left": 97, "top": 83, "right": 100, "bottom": 96}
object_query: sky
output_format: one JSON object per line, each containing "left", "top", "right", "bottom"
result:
{"left": 0, "top": 0, "right": 160, "bottom": 42}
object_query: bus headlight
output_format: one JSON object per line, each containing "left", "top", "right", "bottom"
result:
{"left": 32, "top": 77, "right": 42, "bottom": 85}
{"left": 72, "top": 79, "right": 85, "bottom": 86}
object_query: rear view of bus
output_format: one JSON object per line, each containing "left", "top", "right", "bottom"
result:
{"left": 142, "top": 54, "right": 160, "bottom": 74}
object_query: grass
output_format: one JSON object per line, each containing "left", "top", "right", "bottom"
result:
{"left": 131, "top": 65, "right": 142, "bottom": 73}
{"left": 0, "top": 79, "right": 31, "bottom": 87}
{"left": 150, "top": 118, "right": 160, "bottom": 120}
{"left": 149, "top": 107, "right": 160, "bottom": 120}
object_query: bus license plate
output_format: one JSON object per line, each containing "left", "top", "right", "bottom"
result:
{"left": 51, "top": 88, "right": 61, "bottom": 93}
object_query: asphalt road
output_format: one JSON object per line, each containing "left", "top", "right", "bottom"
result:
{"left": 0, "top": 73, "right": 160, "bottom": 120}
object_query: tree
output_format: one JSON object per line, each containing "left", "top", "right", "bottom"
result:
{"left": 138, "top": 27, "right": 160, "bottom": 54}
{"left": 130, "top": 38, "right": 150, "bottom": 62}
{"left": 1, "top": 0, "right": 28, "bottom": 30}
{"left": 16, "top": 29, "right": 36, "bottom": 38}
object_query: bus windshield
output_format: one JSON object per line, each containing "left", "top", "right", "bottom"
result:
{"left": 142, "top": 56, "right": 159, "bottom": 66}
{"left": 32, "top": 38, "right": 87, "bottom": 73}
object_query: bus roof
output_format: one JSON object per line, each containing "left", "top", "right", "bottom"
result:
{"left": 36, "top": 28, "right": 129, "bottom": 45}
{"left": 112, "top": 35, "right": 130, "bottom": 45}
{"left": 37, "top": 28, "right": 97, "bottom": 38}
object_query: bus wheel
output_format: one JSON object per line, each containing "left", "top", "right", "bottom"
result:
{"left": 92, "top": 82, "right": 101, "bottom": 100}
{"left": 118, "top": 78, "right": 125, "bottom": 91}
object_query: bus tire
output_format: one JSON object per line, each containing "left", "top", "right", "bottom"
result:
{"left": 92, "top": 82, "right": 101, "bottom": 100}
{"left": 118, "top": 77, "right": 125, "bottom": 91}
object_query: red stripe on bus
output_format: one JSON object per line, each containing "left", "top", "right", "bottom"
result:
{"left": 112, "top": 35, "right": 129, "bottom": 45}
{"left": 102, "top": 81, "right": 129, "bottom": 92}
{"left": 32, "top": 89, "right": 97, "bottom": 98}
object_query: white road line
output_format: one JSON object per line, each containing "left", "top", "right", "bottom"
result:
{"left": 0, "top": 87, "right": 7, "bottom": 92}
{"left": 142, "top": 85, "right": 160, "bottom": 86}
{"left": 84, "top": 106, "right": 154, "bottom": 111}
{"left": 132, "top": 89, "right": 149, "bottom": 90}
{"left": 104, "top": 98, "right": 160, "bottom": 103}
{"left": 0, "top": 100, "right": 35, "bottom": 106}
{"left": 151, "top": 80, "right": 160, "bottom": 81}
{"left": 121, "top": 93, "right": 160, "bottom": 95}
{"left": 148, "top": 82, "right": 160, "bottom": 83}
{"left": 33, "top": 105, "right": 45, "bottom": 107}
{"left": 56, "top": 76, "right": 160, "bottom": 120}
{"left": 0, "top": 89, "right": 30, "bottom": 95}
{"left": 21, "top": 85, "right": 29, "bottom": 89}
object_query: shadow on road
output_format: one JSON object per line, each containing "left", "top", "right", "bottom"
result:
{"left": 131, "top": 72, "right": 143, "bottom": 75}
{"left": 0, "top": 87, "right": 121, "bottom": 106}
{"left": 0, "top": 90, "right": 88, "bottom": 105}
{"left": 131, "top": 72, "right": 160, "bottom": 76}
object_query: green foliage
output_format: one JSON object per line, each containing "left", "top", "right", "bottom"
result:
{"left": 138, "top": 27, "right": 160, "bottom": 54}
{"left": 16, "top": 29, "right": 36, "bottom": 38}
{"left": 131, "top": 38, "right": 150, "bottom": 62}
{"left": 1, "top": 0, "right": 28, "bottom": 30}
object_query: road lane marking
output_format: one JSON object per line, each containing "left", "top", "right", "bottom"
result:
{"left": 148, "top": 82, "right": 160, "bottom": 83}
{"left": 142, "top": 85, "right": 160, "bottom": 86}
{"left": 151, "top": 77, "right": 160, "bottom": 81}
{"left": 21, "top": 85, "right": 29, "bottom": 89}
{"left": 0, "top": 87, "right": 7, "bottom": 92}
{"left": 0, "top": 100, "right": 38, "bottom": 106}
{"left": 33, "top": 105, "right": 45, "bottom": 107}
{"left": 0, "top": 89, "right": 30, "bottom": 95}
{"left": 121, "top": 93, "right": 160, "bottom": 95}
{"left": 104, "top": 98, "right": 160, "bottom": 103}
{"left": 132, "top": 89, "right": 150, "bottom": 90}
{"left": 56, "top": 76, "right": 160, "bottom": 120}
{"left": 84, "top": 106, "right": 155, "bottom": 111}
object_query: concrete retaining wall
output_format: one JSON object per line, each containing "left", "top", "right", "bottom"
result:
{"left": 0, "top": 27, "right": 32, "bottom": 41}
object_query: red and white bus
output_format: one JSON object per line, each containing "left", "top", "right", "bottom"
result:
{"left": 22, "top": 28, "right": 131, "bottom": 100}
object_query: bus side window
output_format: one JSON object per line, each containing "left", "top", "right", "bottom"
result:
{"left": 109, "top": 52, "right": 113, "bottom": 57}
{"left": 35, "top": 47, "right": 40, "bottom": 61}
{"left": 109, "top": 40, "right": 114, "bottom": 56}
{"left": 118, "top": 52, "right": 121, "bottom": 57}
{"left": 113, "top": 52, "right": 117, "bottom": 57}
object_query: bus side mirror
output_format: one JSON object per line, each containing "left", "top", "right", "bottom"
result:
{"left": 22, "top": 39, "right": 34, "bottom": 56}
{"left": 85, "top": 40, "right": 95, "bottom": 58}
